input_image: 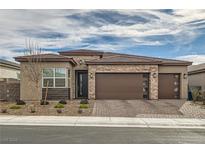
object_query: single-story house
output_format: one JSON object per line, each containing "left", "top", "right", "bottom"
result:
{"left": 0, "top": 59, "right": 20, "bottom": 80}
{"left": 15, "top": 49, "right": 192, "bottom": 101}
{"left": 188, "top": 63, "right": 205, "bottom": 91}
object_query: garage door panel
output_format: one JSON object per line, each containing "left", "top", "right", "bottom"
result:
{"left": 96, "top": 73, "right": 145, "bottom": 99}
{"left": 159, "top": 74, "right": 180, "bottom": 99}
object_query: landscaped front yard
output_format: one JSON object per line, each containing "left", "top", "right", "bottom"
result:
{"left": 0, "top": 100, "right": 94, "bottom": 116}
{"left": 0, "top": 99, "right": 205, "bottom": 118}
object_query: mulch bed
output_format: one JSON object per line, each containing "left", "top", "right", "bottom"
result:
{"left": 0, "top": 100, "right": 94, "bottom": 116}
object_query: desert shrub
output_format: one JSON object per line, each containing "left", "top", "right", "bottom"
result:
{"left": 79, "top": 104, "right": 89, "bottom": 109}
{"left": 16, "top": 99, "right": 26, "bottom": 105}
{"left": 59, "top": 99, "right": 67, "bottom": 104}
{"left": 10, "top": 105, "right": 21, "bottom": 109}
{"left": 192, "top": 89, "right": 200, "bottom": 102}
{"left": 56, "top": 109, "right": 62, "bottom": 113}
{"left": 201, "top": 91, "right": 205, "bottom": 105}
{"left": 80, "top": 99, "right": 89, "bottom": 104}
{"left": 54, "top": 103, "right": 64, "bottom": 108}
{"left": 40, "top": 100, "right": 49, "bottom": 105}
{"left": 29, "top": 106, "right": 36, "bottom": 113}
{"left": 78, "top": 109, "right": 83, "bottom": 114}
{"left": 1, "top": 108, "right": 7, "bottom": 113}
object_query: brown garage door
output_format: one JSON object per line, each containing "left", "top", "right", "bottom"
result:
{"left": 158, "top": 74, "right": 180, "bottom": 99}
{"left": 96, "top": 73, "right": 149, "bottom": 99}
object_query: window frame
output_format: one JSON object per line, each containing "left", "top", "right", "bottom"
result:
{"left": 42, "top": 68, "right": 69, "bottom": 88}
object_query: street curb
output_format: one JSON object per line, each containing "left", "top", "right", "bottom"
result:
{"left": 0, "top": 116, "right": 205, "bottom": 129}
{"left": 1, "top": 122, "right": 205, "bottom": 129}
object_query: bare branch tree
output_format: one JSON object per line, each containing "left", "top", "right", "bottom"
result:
{"left": 21, "top": 39, "right": 43, "bottom": 103}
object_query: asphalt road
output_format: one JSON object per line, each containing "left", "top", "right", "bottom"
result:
{"left": 0, "top": 125, "right": 205, "bottom": 144}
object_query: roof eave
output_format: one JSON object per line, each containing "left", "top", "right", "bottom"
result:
{"left": 86, "top": 62, "right": 162, "bottom": 65}
{"left": 59, "top": 52, "right": 104, "bottom": 56}
{"left": 160, "top": 62, "right": 192, "bottom": 66}
{"left": 14, "top": 57, "right": 77, "bottom": 66}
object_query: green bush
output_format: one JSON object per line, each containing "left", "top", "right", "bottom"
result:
{"left": 54, "top": 103, "right": 64, "bottom": 108}
{"left": 10, "top": 105, "right": 21, "bottom": 109}
{"left": 79, "top": 104, "right": 89, "bottom": 109}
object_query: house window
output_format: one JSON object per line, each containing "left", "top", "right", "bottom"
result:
{"left": 42, "top": 68, "right": 69, "bottom": 88}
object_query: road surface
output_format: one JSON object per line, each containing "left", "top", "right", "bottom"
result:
{"left": 0, "top": 125, "right": 205, "bottom": 144}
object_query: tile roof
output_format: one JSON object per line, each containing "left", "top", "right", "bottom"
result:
{"left": 14, "top": 49, "right": 192, "bottom": 66}
{"left": 188, "top": 63, "right": 205, "bottom": 74}
{"left": 86, "top": 55, "right": 162, "bottom": 65}
{"left": 59, "top": 49, "right": 104, "bottom": 56}
{"left": 59, "top": 49, "right": 192, "bottom": 65}
{"left": 14, "top": 54, "right": 77, "bottom": 65}
{"left": 0, "top": 59, "right": 20, "bottom": 70}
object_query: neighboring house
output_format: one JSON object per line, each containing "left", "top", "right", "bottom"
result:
{"left": 15, "top": 49, "right": 192, "bottom": 101}
{"left": 0, "top": 59, "right": 20, "bottom": 80}
{"left": 0, "top": 59, "right": 20, "bottom": 101}
{"left": 188, "top": 63, "right": 205, "bottom": 91}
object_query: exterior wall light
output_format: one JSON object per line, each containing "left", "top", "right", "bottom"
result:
{"left": 152, "top": 72, "right": 157, "bottom": 78}
{"left": 79, "top": 59, "right": 83, "bottom": 65}
{"left": 90, "top": 72, "right": 93, "bottom": 79}
{"left": 183, "top": 73, "right": 187, "bottom": 79}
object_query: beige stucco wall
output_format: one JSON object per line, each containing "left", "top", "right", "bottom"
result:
{"left": 20, "top": 62, "right": 72, "bottom": 101}
{"left": 158, "top": 66, "right": 188, "bottom": 99}
{"left": 0, "top": 66, "right": 20, "bottom": 79}
{"left": 88, "top": 65, "right": 159, "bottom": 100}
{"left": 188, "top": 73, "right": 205, "bottom": 91}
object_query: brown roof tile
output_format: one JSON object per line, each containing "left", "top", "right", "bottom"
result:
{"left": 14, "top": 54, "right": 77, "bottom": 65}
{"left": 59, "top": 49, "right": 192, "bottom": 66}
{"left": 59, "top": 49, "right": 104, "bottom": 56}
{"left": 86, "top": 55, "right": 162, "bottom": 65}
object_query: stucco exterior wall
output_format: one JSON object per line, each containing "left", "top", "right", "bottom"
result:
{"left": 0, "top": 66, "right": 20, "bottom": 79}
{"left": 88, "top": 65, "right": 158, "bottom": 100}
{"left": 158, "top": 66, "right": 188, "bottom": 99}
{"left": 188, "top": 73, "right": 205, "bottom": 91}
{"left": 20, "top": 62, "right": 72, "bottom": 101}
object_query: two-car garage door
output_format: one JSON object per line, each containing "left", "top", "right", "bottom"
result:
{"left": 95, "top": 73, "right": 180, "bottom": 99}
{"left": 95, "top": 73, "right": 149, "bottom": 99}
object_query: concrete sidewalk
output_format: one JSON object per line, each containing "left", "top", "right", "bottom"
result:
{"left": 0, "top": 116, "right": 205, "bottom": 128}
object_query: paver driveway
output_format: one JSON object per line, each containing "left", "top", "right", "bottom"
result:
{"left": 92, "top": 100, "right": 185, "bottom": 117}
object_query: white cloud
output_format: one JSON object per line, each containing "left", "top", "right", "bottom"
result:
{"left": 0, "top": 10, "right": 205, "bottom": 60}
{"left": 176, "top": 54, "right": 205, "bottom": 65}
{"left": 0, "top": 50, "right": 23, "bottom": 62}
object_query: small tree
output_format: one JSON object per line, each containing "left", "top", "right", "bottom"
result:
{"left": 21, "top": 40, "right": 44, "bottom": 103}
{"left": 22, "top": 40, "right": 50, "bottom": 105}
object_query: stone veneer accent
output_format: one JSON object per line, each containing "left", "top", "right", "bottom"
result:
{"left": 88, "top": 65, "right": 158, "bottom": 100}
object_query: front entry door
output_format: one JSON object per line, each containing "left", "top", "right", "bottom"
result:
{"left": 76, "top": 71, "right": 88, "bottom": 98}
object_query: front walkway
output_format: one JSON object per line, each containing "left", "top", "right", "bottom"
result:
{"left": 92, "top": 99, "right": 185, "bottom": 117}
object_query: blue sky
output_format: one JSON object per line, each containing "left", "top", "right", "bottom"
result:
{"left": 0, "top": 9, "right": 205, "bottom": 64}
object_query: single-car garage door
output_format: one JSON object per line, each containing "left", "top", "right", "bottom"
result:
{"left": 95, "top": 73, "right": 149, "bottom": 99}
{"left": 158, "top": 74, "right": 180, "bottom": 99}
